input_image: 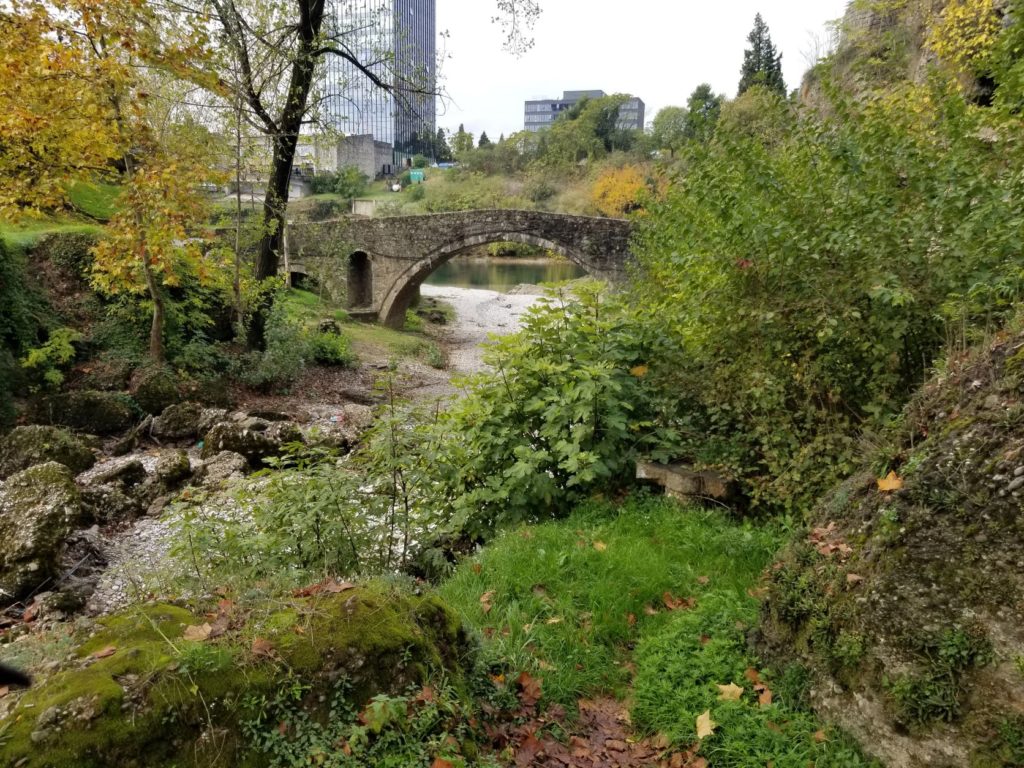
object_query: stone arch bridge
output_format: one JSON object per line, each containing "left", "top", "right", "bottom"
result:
{"left": 289, "top": 210, "right": 635, "bottom": 327}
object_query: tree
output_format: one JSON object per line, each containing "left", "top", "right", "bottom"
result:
{"left": 434, "top": 127, "right": 453, "bottom": 162}
{"left": 0, "top": 2, "right": 122, "bottom": 215}
{"left": 478, "top": 131, "right": 492, "bottom": 148}
{"left": 684, "top": 84, "right": 724, "bottom": 143}
{"left": 590, "top": 165, "right": 649, "bottom": 217}
{"left": 651, "top": 106, "right": 688, "bottom": 157}
{"left": 739, "top": 14, "right": 786, "bottom": 97}
{"left": 452, "top": 124, "right": 476, "bottom": 156}
{"left": 499, "top": 133, "right": 506, "bottom": 143}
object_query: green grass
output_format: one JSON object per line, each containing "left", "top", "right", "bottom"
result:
{"left": 440, "top": 495, "right": 878, "bottom": 767}
{"left": 0, "top": 216, "right": 102, "bottom": 250}
{"left": 67, "top": 180, "right": 123, "bottom": 221}
{"left": 440, "top": 495, "right": 782, "bottom": 703}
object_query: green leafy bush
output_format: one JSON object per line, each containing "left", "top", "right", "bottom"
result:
{"left": 426, "top": 283, "right": 682, "bottom": 536}
{"left": 309, "top": 166, "right": 369, "bottom": 198}
{"left": 308, "top": 330, "right": 356, "bottom": 367}
{"left": 632, "top": 76, "right": 1024, "bottom": 512}
{"left": 20, "top": 327, "right": 82, "bottom": 390}
{"left": 238, "top": 302, "right": 309, "bottom": 392}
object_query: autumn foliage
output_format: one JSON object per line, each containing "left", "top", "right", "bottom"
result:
{"left": 590, "top": 165, "right": 653, "bottom": 218}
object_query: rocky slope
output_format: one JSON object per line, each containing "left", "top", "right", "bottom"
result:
{"left": 761, "top": 328, "right": 1024, "bottom": 767}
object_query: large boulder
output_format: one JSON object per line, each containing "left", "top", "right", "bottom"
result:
{"left": 0, "top": 463, "right": 82, "bottom": 599}
{"left": 200, "top": 417, "right": 302, "bottom": 467}
{"left": 0, "top": 586, "right": 470, "bottom": 767}
{"left": 0, "top": 425, "right": 95, "bottom": 479}
{"left": 195, "top": 450, "right": 248, "bottom": 487}
{"left": 761, "top": 331, "right": 1024, "bottom": 768}
{"left": 151, "top": 401, "right": 203, "bottom": 441}
{"left": 130, "top": 367, "right": 180, "bottom": 416}
{"left": 30, "top": 391, "right": 136, "bottom": 435}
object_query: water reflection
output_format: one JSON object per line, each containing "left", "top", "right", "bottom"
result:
{"left": 424, "top": 256, "right": 586, "bottom": 291}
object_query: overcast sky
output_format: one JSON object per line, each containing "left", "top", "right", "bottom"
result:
{"left": 435, "top": 0, "right": 851, "bottom": 139}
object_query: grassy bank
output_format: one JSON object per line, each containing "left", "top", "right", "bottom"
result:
{"left": 441, "top": 495, "right": 877, "bottom": 766}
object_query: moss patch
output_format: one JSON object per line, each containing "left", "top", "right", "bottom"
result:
{"left": 0, "top": 585, "right": 470, "bottom": 767}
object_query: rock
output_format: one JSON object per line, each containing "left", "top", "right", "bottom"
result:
{"left": 200, "top": 418, "right": 303, "bottom": 467}
{"left": 196, "top": 451, "right": 248, "bottom": 486}
{"left": 151, "top": 402, "right": 203, "bottom": 441}
{"left": 154, "top": 450, "right": 191, "bottom": 486}
{"left": 303, "top": 404, "right": 375, "bottom": 451}
{"left": 130, "top": 367, "right": 180, "bottom": 416}
{"left": 87, "top": 459, "right": 146, "bottom": 489}
{"left": 635, "top": 461, "right": 736, "bottom": 503}
{"left": 0, "top": 425, "right": 95, "bottom": 479}
{"left": 197, "top": 408, "right": 228, "bottom": 435}
{"left": 80, "top": 484, "right": 142, "bottom": 524}
{"left": 246, "top": 409, "right": 293, "bottom": 423}
{"left": 318, "top": 319, "right": 342, "bottom": 335}
{"left": 0, "top": 590, "right": 470, "bottom": 766}
{"left": 30, "top": 391, "right": 136, "bottom": 435}
{"left": 0, "top": 463, "right": 82, "bottom": 599}
{"left": 760, "top": 329, "right": 1024, "bottom": 768}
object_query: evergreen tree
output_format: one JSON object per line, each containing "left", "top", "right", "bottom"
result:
{"left": 452, "top": 124, "right": 475, "bottom": 156}
{"left": 499, "top": 133, "right": 505, "bottom": 143}
{"left": 738, "top": 14, "right": 786, "bottom": 97}
{"left": 684, "top": 84, "right": 724, "bottom": 143}
{"left": 434, "top": 127, "right": 452, "bottom": 162}
{"left": 478, "top": 131, "right": 492, "bottom": 147}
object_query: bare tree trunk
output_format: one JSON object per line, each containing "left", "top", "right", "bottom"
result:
{"left": 141, "top": 248, "right": 166, "bottom": 363}
{"left": 233, "top": 93, "right": 243, "bottom": 326}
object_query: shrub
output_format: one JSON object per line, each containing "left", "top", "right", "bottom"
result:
{"left": 309, "top": 166, "right": 368, "bottom": 198}
{"left": 20, "top": 327, "right": 82, "bottom": 391}
{"left": 308, "top": 331, "right": 356, "bottom": 367}
{"left": 238, "top": 302, "right": 309, "bottom": 392}
{"left": 425, "top": 283, "right": 682, "bottom": 536}
{"left": 406, "top": 183, "right": 426, "bottom": 202}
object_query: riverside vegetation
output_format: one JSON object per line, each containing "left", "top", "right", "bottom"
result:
{"left": 1, "top": 0, "right": 1024, "bottom": 766}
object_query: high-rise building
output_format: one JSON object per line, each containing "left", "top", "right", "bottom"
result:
{"left": 524, "top": 91, "right": 646, "bottom": 133}
{"left": 322, "top": 0, "right": 436, "bottom": 169}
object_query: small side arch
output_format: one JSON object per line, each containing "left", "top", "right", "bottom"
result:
{"left": 347, "top": 251, "right": 373, "bottom": 309}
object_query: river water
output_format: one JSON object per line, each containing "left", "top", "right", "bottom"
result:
{"left": 424, "top": 256, "right": 585, "bottom": 291}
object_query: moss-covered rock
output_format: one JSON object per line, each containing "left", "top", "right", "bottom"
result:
{"left": 130, "top": 367, "right": 180, "bottom": 416}
{"left": 200, "top": 418, "right": 303, "bottom": 468}
{"left": 30, "top": 391, "right": 137, "bottom": 435}
{"left": 760, "top": 330, "right": 1024, "bottom": 768}
{"left": 0, "top": 584, "right": 471, "bottom": 767}
{"left": 0, "top": 462, "right": 82, "bottom": 599}
{"left": 0, "top": 425, "right": 95, "bottom": 479}
{"left": 155, "top": 450, "right": 191, "bottom": 486}
{"left": 151, "top": 401, "right": 203, "bottom": 441}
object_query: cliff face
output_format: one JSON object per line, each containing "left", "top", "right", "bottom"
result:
{"left": 801, "top": 0, "right": 976, "bottom": 104}
{"left": 761, "top": 327, "right": 1024, "bottom": 767}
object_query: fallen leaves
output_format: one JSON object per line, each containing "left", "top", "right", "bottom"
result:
{"left": 480, "top": 590, "right": 496, "bottom": 615}
{"left": 877, "top": 471, "right": 904, "bottom": 492}
{"left": 696, "top": 710, "right": 716, "bottom": 740}
{"left": 593, "top": 541, "right": 608, "bottom": 552}
{"left": 662, "top": 592, "right": 696, "bottom": 612}
{"left": 89, "top": 645, "right": 117, "bottom": 660}
{"left": 516, "top": 671, "right": 543, "bottom": 707}
{"left": 292, "top": 578, "right": 356, "bottom": 598}
{"left": 717, "top": 683, "right": 743, "bottom": 701}
{"left": 251, "top": 637, "right": 276, "bottom": 659}
{"left": 183, "top": 623, "right": 213, "bottom": 642}
{"left": 744, "top": 668, "right": 774, "bottom": 707}
{"left": 809, "top": 522, "right": 853, "bottom": 559}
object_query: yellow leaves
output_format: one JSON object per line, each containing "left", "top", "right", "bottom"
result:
{"left": 695, "top": 710, "right": 716, "bottom": 740}
{"left": 590, "top": 165, "right": 651, "bottom": 218}
{"left": 593, "top": 540, "right": 608, "bottom": 552}
{"left": 183, "top": 623, "right": 213, "bottom": 642}
{"left": 630, "top": 364, "right": 649, "bottom": 378}
{"left": 928, "top": 0, "right": 1001, "bottom": 75}
{"left": 877, "top": 471, "right": 904, "bottom": 493}
{"left": 717, "top": 683, "right": 743, "bottom": 701}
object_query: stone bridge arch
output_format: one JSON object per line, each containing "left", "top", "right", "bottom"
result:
{"left": 289, "top": 210, "right": 634, "bottom": 327}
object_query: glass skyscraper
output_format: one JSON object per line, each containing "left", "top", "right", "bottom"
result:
{"left": 323, "top": 0, "right": 436, "bottom": 165}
